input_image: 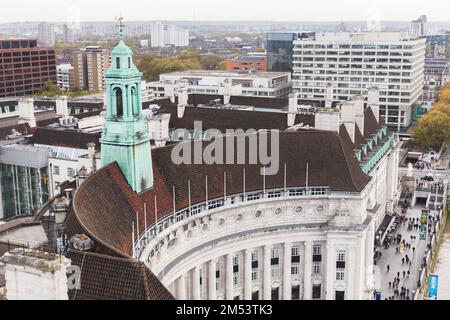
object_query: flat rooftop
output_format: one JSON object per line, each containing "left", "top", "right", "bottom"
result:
{"left": 161, "top": 70, "right": 290, "bottom": 79}
{"left": 296, "top": 31, "right": 422, "bottom": 43}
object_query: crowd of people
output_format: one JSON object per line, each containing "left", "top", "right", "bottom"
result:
{"left": 416, "top": 178, "right": 446, "bottom": 193}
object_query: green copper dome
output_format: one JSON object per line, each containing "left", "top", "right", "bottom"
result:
{"left": 107, "top": 33, "right": 141, "bottom": 77}
{"left": 112, "top": 39, "right": 133, "bottom": 55}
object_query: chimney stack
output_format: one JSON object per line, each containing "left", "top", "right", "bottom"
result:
{"left": 164, "top": 80, "right": 175, "bottom": 103}
{"left": 343, "top": 121, "right": 356, "bottom": 144}
{"left": 315, "top": 109, "right": 341, "bottom": 133}
{"left": 87, "top": 143, "right": 96, "bottom": 173}
{"left": 287, "top": 92, "right": 299, "bottom": 127}
{"left": 56, "top": 96, "right": 69, "bottom": 118}
{"left": 18, "top": 98, "right": 36, "bottom": 128}
{"left": 0, "top": 249, "right": 71, "bottom": 300}
{"left": 177, "top": 80, "right": 189, "bottom": 118}
{"left": 367, "top": 87, "right": 380, "bottom": 123}
{"left": 340, "top": 96, "right": 365, "bottom": 136}
{"left": 224, "top": 78, "right": 232, "bottom": 105}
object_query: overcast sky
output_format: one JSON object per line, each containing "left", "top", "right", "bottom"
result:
{"left": 0, "top": 0, "right": 447, "bottom": 23}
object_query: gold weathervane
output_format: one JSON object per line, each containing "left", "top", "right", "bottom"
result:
{"left": 115, "top": 16, "right": 125, "bottom": 34}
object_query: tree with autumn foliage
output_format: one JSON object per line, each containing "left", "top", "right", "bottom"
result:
{"left": 411, "top": 83, "right": 450, "bottom": 151}
{"left": 136, "top": 50, "right": 225, "bottom": 81}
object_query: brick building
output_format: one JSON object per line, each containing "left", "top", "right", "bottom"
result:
{"left": 225, "top": 56, "right": 268, "bottom": 73}
{"left": 0, "top": 39, "right": 57, "bottom": 98}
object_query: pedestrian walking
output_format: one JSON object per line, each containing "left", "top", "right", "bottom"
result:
{"left": 403, "top": 271, "right": 406, "bottom": 278}
{"left": 407, "top": 271, "right": 410, "bottom": 278}
{"left": 389, "top": 281, "right": 392, "bottom": 289}
{"left": 413, "top": 247, "right": 416, "bottom": 253}
{"left": 387, "top": 265, "right": 390, "bottom": 273}
{"left": 402, "top": 257, "right": 405, "bottom": 265}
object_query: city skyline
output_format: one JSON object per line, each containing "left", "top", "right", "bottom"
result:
{"left": 0, "top": 0, "right": 449, "bottom": 23}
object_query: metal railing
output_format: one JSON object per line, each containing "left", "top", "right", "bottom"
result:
{"left": 134, "top": 186, "right": 333, "bottom": 259}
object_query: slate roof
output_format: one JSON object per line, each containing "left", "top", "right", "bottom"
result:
{"left": 30, "top": 128, "right": 101, "bottom": 150}
{"left": 158, "top": 104, "right": 315, "bottom": 132}
{"left": 68, "top": 130, "right": 370, "bottom": 258}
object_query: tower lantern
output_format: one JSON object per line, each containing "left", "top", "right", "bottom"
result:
{"left": 100, "top": 17, "right": 153, "bottom": 193}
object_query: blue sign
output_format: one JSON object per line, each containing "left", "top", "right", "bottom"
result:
{"left": 375, "top": 291, "right": 381, "bottom": 300}
{"left": 428, "top": 274, "right": 439, "bottom": 300}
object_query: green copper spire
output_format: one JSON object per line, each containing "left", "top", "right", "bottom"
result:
{"left": 100, "top": 20, "right": 154, "bottom": 193}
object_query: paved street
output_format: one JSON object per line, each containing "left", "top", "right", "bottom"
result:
{"left": 374, "top": 206, "right": 437, "bottom": 300}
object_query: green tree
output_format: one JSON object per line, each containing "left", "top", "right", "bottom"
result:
{"left": 200, "top": 54, "right": 226, "bottom": 70}
{"left": 136, "top": 50, "right": 204, "bottom": 81}
{"left": 36, "top": 81, "right": 63, "bottom": 97}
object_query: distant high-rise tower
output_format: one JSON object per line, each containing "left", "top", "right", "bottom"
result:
{"left": 63, "top": 24, "right": 75, "bottom": 44}
{"left": 100, "top": 22, "right": 153, "bottom": 193}
{"left": 38, "top": 22, "right": 56, "bottom": 46}
{"left": 411, "top": 15, "right": 428, "bottom": 38}
{"left": 151, "top": 22, "right": 165, "bottom": 47}
{"left": 72, "top": 46, "right": 111, "bottom": 91}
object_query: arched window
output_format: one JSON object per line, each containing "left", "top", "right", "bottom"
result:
{"left": 128, "top": 57, "right": 131, "bottom": 68}
{"left": 116, "top": 57, "right": 120, "bottom": 69}
{"left": 115, "top": 87, "right": 123, "bottom": 117}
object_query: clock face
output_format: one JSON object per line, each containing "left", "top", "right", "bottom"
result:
{"left": 295, "top": 206, "right": 303, "bottom": 214}
{"left": 255, "top": 211, "right": 263, "bottom": 218}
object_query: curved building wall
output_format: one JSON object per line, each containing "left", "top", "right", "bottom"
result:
{"left": 139, "top": 187, "right": 376, "bottom": 301}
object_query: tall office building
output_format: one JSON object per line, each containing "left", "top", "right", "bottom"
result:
{"left": 411, "top": 15, "right": 428, "bottom": 38}
{"left": 63, "top": 24, "right": 75, "bottom": 44}
{"left": 72, "top": 46, "right": 111, "bottom": 92}
{"left": 151, "top": 22, "right": 165, "bottom": 48}
{"left": 38, "top": 22, "right": 56, "bottom": 46}
{"left": 266, "top": 32, "right": 315, "bottom": 73}
{"left": 151, "top": 22, "right": 189, "bottom": 47}
{"left": 293, "top": 32, "right": 426, "bottom": 129}
{"left": 0, "top": 39, "right": 57, "bottom": 97}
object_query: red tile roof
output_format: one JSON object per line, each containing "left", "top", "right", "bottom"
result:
{"left": 66, "top": 250, "right": 174, "bottom": 300}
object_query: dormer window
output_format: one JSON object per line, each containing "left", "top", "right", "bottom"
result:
{"left": 116, "top": 57, "right": 120, "bottom": 69}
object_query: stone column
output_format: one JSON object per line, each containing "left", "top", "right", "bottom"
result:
{"left": 263, "top": 245, "right": 272, "bottom": 300}
{"left": 192, "top": 266, "right": 201, "bottom": 300}
{"left": 244, "top": 249, "right": 252, "bottom": 300}
{"left": 208, "top": 259, "right": 217, "bottom": 300}
{"left": 365, "top": 223, "right": 374, "bottom": 292}
{"left": 177, "top": 274, "right": 186, "bottom": 300}
{"left": 303, "top": 241, "right": 312, "bottom": 300}
{"left": 283, "top": 242, "right": 292, "bottom": 300}
{"left": 347, "top": 247, "right": 356, "bottom": 300}
{"left": 326, "top": 241, "right": 334, "bottom": 300}
{"left": 225, "top": 254, "right": 234, "bottom": 300}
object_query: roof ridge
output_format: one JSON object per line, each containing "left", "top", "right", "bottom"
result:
{"left": 336, "top": 127, "right": 369, "bottom": 192}
{"left": 139, "top": 262, "right": 152, "bottom": 300}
